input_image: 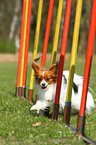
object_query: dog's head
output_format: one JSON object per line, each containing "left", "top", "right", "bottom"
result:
{"left": 32, "top": 61, "right": 59, "bottom": 90}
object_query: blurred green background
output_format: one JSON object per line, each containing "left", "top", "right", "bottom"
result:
{"left": 0, "top": 0, "right": 95, "bottom": 54}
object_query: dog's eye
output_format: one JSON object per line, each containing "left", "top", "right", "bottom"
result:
{"left": 38, "top": 78, "right": 42, "bottom": 81}
{"left": 46, "top": 78, "right": 50, "bottom": 81}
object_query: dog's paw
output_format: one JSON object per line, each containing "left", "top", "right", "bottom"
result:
{"left": 30, "top": 102, "right": 42, "bottom": 111}
{"left": 30, "top": 105, "right": 37, "bottom": 111}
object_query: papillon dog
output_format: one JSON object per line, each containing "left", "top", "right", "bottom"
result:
{"left": 30, "top": 61, "right": 95, "bottom": 114}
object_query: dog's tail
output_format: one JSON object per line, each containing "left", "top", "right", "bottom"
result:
{"left": 33, "top": 54, "right": 42, "bottom": 62}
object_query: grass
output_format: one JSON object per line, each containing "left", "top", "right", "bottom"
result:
{"left": 0, "top": 39, "right": 15, "bottom": 54}
{"left": 0, "top": 55, "right": 96, "bottom": 145}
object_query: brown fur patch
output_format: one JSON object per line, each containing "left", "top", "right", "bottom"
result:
{"left": 32, "top": 61, "right": 59, "bottom": 85}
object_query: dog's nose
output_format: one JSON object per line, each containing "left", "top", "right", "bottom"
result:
{"left": 42, "top": 83, "right": 45, "bottom": 86}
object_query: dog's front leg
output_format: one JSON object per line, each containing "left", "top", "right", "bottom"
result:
{"left": 30, "top": 101, "right": 42, "bottom": 112}
{"left": 45, "top": 95, "right": 53, "bottom": 101}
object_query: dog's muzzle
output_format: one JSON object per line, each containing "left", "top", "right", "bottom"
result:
{"left": 40, "top": 80, "right": 48, "bottom": 90}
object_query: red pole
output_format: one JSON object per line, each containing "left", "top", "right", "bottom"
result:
{"left": 79, "top": 0, "right": 96, "bottom": 117}
{"left": 41, "top": 0, "right": 54, "bottom": 66}
{"left": 22, "top": 0, "right": 32, "bottom": 97}
{"left": 52, "top": 0, "right": 72, "bottom": 120}
{"left": 77, "top": 0, "right": 96, "bottom": 136}
{"left": 16, "top": 0, "right": 26, "bottom": 96}
{"left": 39, "top": 0, "right": 54, "bottom": 116}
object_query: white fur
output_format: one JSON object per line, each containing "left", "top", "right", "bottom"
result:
{"left": 30, "top": 70, "right": 95, "bottom": 114}
{"left": 42, "top": 71, "right": 45, "bottom": 76}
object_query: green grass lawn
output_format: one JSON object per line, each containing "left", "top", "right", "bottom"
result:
{"left": 0, "top": 55, "right": 96, "bottom": 145}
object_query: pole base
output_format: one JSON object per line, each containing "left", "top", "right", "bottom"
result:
{"left": 18, "top": 87, "right": 22, "bottom": 96}
{"left": 77, "top": 115, "right": 96, "bottom": 144}
{"left": 76, "top": 115, "right": 85, "bottom": 136}
{"left": 16, "top": 87, "right": 19, "bottom": 96}
{"left": 21, "top": 86, "right": 26, "bottom": 98}
{"left": 52, "top": 103, "right": 59, "bottom": 120}
{"left": 79, "top": 134, "right": 96, "bottom": 145}
{"left": 28, "top": 89, "right": 33, "bottom": 102}
{"left": 63, "top": 102, "right": 71, "bottom": 124}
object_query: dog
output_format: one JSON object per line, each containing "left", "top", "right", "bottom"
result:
{"left": 30, "top": 61, "right": 95, "bottom": 114}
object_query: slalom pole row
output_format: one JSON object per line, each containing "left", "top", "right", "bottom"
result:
{"left": 52, "top": 0, "right": 96, "bottom": 143}
{"left": 19, "top": 0, "right": 29, "bottom": 96}
{"left": 16, "top": 0, "right": 96, "bottom": 143}
{"left": 63, "top": 0, "right": 83, "bottom": 124}
{"left": 43, "top": 0, "right": 64, "bottom": 117}
{"left": 16, "top": 0, "right": 26, "bottom": 96}
{"left": 16, "top": 0, "right": 32, "bottom": 97}
{"left": 22, "top": 0, "right": 33, "bottom": 97}
{"left": 52, "top": 0, "right": 72, "bottom": 120}
{"left": 77, "top": 0, "right": 96, "bottom": 141}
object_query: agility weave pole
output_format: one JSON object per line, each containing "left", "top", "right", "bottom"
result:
{"left": 16, "top": 0, "right": 26, "bottom": 96}
{"left": 30, "top": 0, "right": 54, "bottom": 112}
{"left": 51, "top": 0, "right": 63, "bottom": 65}
{"left": 22, "top": 0, "right": 32, "bottom": 98}
{"left": 28, "top": 0, "right": 43, "bottom": 102}
{"left": 16, "top": 0, "right": 32, "bottom": 97}
{"left": 42, "top": 0, "right": 63, "bottom": 117}
{"left": 76, "top": 0, "right": 96, "bottom": 144}
{"left": 15, "top": 0, "right": 96, "bottom": 144}
{"left": 52, "top": 0, "right": 96, "bottom": 143}
{"left": 35, "top": 0, "right": 54, "bottom": 116}
{"left": 18, "top": 0, "right": 29, "bottom": 96}
{"left": 41, "top": 0, "right": 54, "bottom": 67}
{"left": 28, "top": 0, "right": 54, "bottom": 103}
{"left": 63, "top": 0, "right": 83, "bottom": 124}
{"left": 52, "top": 0, "right": 72, "bottom": 120}
{"left": 60, "top": 0, "right": 96, "bottom": 144}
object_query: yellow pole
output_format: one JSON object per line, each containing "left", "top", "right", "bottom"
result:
{"left": 19, "top": 0, "right": 29, "bottom": 88}
{"left": 66, "top": 0, "right": 83, "bottom": 102}
{"left": 29, "top": 0, "right": 43, "bottom": 89}
{"left": 51, "top": 0, "right": 63, "bottom": 65}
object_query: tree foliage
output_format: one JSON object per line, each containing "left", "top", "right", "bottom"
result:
{"left": 0, "top": 0, "right": 95, "bottom": 54}
{"left": 0, "top": 0, "right": 21, "bottom": 40}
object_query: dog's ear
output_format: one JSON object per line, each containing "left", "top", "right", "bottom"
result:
{"left": 49, "top": 62, "right": 59, "bottom": 75}
{"left": 32, "top": 61, "right": 41, "bottom": 73}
